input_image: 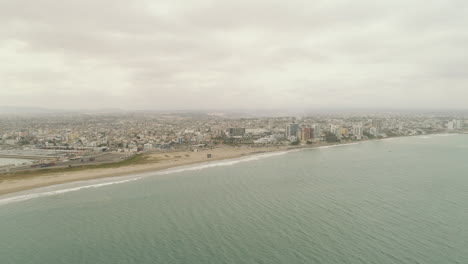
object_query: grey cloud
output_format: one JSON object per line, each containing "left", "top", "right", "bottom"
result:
{"left": 0, "top": 0, "right": 467, "bottom": 110}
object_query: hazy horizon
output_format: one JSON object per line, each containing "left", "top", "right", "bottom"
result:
{"left": 1, "top": 0, "right": 468, "bottom": 110}
{"left": 2, "top": 106, "right": 468, "bottom": 117}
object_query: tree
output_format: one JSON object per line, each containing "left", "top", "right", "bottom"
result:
{"left": 290, "top": 140, "right": 300, "bottom": 145}
{"left": 325, "top": 132, "right": 340, "bottom": 143}
{"left": 19, "top": 140, "right": 30, "bottom": 145}
{"left": 363, "top": 131, "right": 375, "bottom": 139}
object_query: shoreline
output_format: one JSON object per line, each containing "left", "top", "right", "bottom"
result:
{"left": 0, "top": 133, "right": 458, "bottom": 197}
{"left": 0, "top": 143, "right": 336, "bottom": 196}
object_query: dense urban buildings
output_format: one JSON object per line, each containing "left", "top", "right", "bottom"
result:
{"left": 0, "top": 111, "right": 466, "bottom": 172}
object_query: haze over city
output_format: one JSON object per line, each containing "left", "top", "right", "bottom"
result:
{"left": 1, "top": 0, "right": 468, "bottom": 110}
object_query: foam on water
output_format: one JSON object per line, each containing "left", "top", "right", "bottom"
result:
{"left": 315, "top": 142, "right": 359, "bottom": 149}
{"left": 0, "top": 142, "right": 367, "bottom": 206}
{"left": 434, "top": 133, "right": 458, "bottom": 137}
{"left": 0, "top": 177, "right": 142, "bottom": 206}
{"left": 0, "top": 150, "right": 294, "bottom": 206}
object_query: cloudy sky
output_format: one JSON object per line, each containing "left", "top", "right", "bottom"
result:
{"left": 1, "top": 0, "right": 467, "bottom": 110}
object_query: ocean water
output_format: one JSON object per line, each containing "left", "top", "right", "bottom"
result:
{"left": 0, "top": 157, "right": 32, "bottom": 166}
{"left": 1, "top": 135, "right": 468, "bottom": 264}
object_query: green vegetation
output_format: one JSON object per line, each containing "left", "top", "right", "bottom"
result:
{"left": 325, "top": 132, "right": 340, "bottom": 143}
{"left": 363, "top": 131, "right": 375, "bottom": 139}
{"left": 290, "top": 140, "right": 300, "bottom": 145}
{"left": 0, "top": 154, "right": 152, "bottom": 181}
{"left": 18, "top": 140, "right": 30, "bottom": 145}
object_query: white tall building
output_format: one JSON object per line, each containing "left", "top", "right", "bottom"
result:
{"left": 372, "top": 120, "right": 382, "bottom": 136}
{"left": 352, "top": 125, "right": 363, "bottom": 139}
{"left": 330, "top": 125, "right": 341, "bottom": 138}
{"left": 286, "top": 123, "right": 299, "bottom": 140}
{"left": 449, "top": 119, "right": 463, "bottom": 130}
{"left": 312, "top": 124, "right": 322, "bottom": 139}
{"left": 448, "top": 121, "right": 455, "bottom": 130}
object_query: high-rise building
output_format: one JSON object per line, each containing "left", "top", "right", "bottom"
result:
{"left": 286, "top": 123, "right": 299, "bottom": 139}
{"left": 372, "top": 120, "right": 383, "bottom": 136}
{"left": 340, "top": 128, "right": 349, "bottom": 137}
{"left": 213, "top": 130, "right": 225, "bottom": 138}
{"left": 352, "top": 125, "right": 363, "bottom": 139}
{"left": 455, "top": 120, "right": 463, "bottom": 130}
{"left": 448, "top": 121, "right": 455, "bottom": 130}
{"left": 330, "top": 125, "right": 341, "bottom": 138}
{"left": 299, "top": 127, "right": 314, "bottom": 141}
{"left": 312, "top": 124, "right": 322, "bottom": 138}
{"left": 448, "top": 120, "right": 463, "bottom": 130}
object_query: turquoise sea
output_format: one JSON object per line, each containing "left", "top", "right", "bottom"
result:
{"left": 1, "top": 134, "right": 468, "bottom": 264}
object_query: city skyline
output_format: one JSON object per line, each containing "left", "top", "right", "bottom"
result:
{"left": 1, "top": 0, "right": 468, "bottom": 110}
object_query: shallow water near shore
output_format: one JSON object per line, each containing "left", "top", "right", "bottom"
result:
{"left": 1, "top": 134, "right": 468, "bottom": 263}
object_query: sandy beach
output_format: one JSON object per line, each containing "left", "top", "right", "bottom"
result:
{"left": 0, "top": 145, "right": 305, "bottom": 196}
{"left": 1, "top": 134, "right": 441, "bottom": 197}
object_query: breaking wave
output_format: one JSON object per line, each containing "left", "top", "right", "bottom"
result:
{"left": 0, "top": 142, "right": 367, "bottom": 206}
{"left": 0, "top": 177, "right": 142, "bottom": 206}
{"left": 0, "top": 150, "right": 293, "bottom": 206}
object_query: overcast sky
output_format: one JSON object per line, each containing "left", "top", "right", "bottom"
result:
{"left": 1, "top": 0, "right": 467, "bottom": 110}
